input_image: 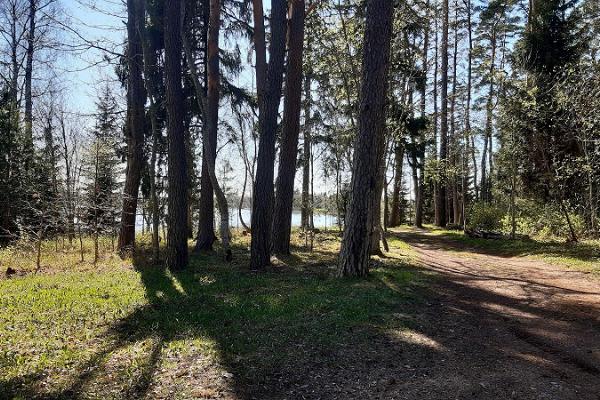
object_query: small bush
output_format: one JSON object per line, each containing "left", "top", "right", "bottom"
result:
{"left": 468, "top": 203, "right": 504, "bottom": 232}
{"left": 500, "top": 199, "right": 586, "bottom": 239}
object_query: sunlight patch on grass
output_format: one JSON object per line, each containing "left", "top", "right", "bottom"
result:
{"left": 1, "top": 231, "right": 426, "bottom": 398}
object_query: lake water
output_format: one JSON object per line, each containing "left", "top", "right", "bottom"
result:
{"left": 136, "top": 209, "right": 339, "bottom": 231}
{"left": 229, "top": 209, "right": 339, "bottom": 230}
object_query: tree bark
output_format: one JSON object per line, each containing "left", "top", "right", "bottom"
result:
{"left": 196, "top": 153, "right": 216, "bottom": 250}
{"left": 249, "top": 0, "right": 288, "bottom": 270}
{"left": 465, "top": 0, "right": 476, "bottom": 211}
{"left": 450, "top": 0, "right": 460, "bottom": 224}
{"left": 195, "top": 0, "right": 216, "bottom": 251}
{"left": 252, "top": 0, "right": 267, "bottom": 108}
{"left": 389, "top": 141, "right": 405, "bottom": 227}
{"left": 141, "top": 14, "right": 161, "bottom": 262}
{"left": 481, "top": 30, "right": 496, "bottom": 203}
{"left": 205, "top": 0, "right": 232, "bottom": 258}
{"left": 183, "top": 0, "right": 232, "bottom": 259}
{"left": 370, "top": 134, "right": 388, "bottom": 255}
{"left": 301, "top": 68, "right": 313, "bottom": 230}
{"left": 118, "top": 0, "right": 146, "bottom": 257}
{"left": 415, "top": 0, "right": 429, "bottom": 229}
{"left": 24, "top": 0, "right": 36, "bottom": 164}
{"left": 436, "top": 0, "right": 449, "bottom": 227}
{"left": 433, "top": 7, "right": 440, "bottom": 226}
{"left": 410, "top": 144, "right": 421, "bottom": 227}
{"left": 272, "top": 0, "right": 306, "bottom": 255}
{"left": 164, "top": 0, "right": 189, "bottom": 270}
{"left": 338, "top": 0, "right": 393, "bottom": 278}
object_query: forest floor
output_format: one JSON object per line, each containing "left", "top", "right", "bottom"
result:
{"left": 389, "top": 228, "right": 600, "bottom": 400}
{"left": 1, "top": 229, "right": 599, "bottom": 399}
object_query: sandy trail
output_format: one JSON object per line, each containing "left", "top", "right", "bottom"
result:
{"left": 387, "top": 229, "right": 600, "bottom": 400}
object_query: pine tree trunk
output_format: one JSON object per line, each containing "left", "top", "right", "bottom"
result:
{"left": 450, "top": 0, "right": 460, "bottom": 224}
{"left": 436, "top": 0, "right": 449, "bottom": 227}
{"left": 24, "top": 0, "right": 36, "bottom": 164}
{"left": 433, "top": 9, "right": 440, "bottom": 226}
{"left": 118, "top": 0, "right": 146, "bottom": 257}
{"left": 182, "top": 1, "right": 231, "bottom": 259}
{"left": 272, "top": 0, "right": 306, "bottom": 255}
{"left": 481, "top": 30, "right": 496, "bottom": 203}
{"left": 389, "top": 142, "right": 404, "bottom": 227}
{"left": 195, "top": 7, "right": 216, "bottom": 252}
{"left": 410, "top": 148, "right": 421, "bottom": 227}
{"left": 301, "top": 71, "right": 312, "bottom": 230}
{"left": 416, "top": 0, "right": 429, "bottom": 229}
{"left": 164, "top": 0, "right": 189, "bottom": 270}
{"left": 338, "top": 0, "right": 393, "bottom": 278}
{"left": 205, "top": 0, "right": 232, "bottom": 259}
{"left": 196, "top": 157, "right": 216, "bottom": 250}
{"left": 465, "top": 0, "right": 475, "bottom": 212}
{"left": 370, "top": 135, "right": 388, "bottom": 256}
{"left": 194, "top": 0, "right": 216, "bottom": 251}
{"left": 249, "top": 0, "right": 288, "bottom": 270}
{"left": 252, "top": 0, "right": 267, "bottom": 108}
{"left": 141, "top": 20, "right": 161, "bottom": 262}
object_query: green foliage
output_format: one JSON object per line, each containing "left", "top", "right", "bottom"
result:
{"left": 468, "top": 202, "right": 505, "bottom": 232}
{"left": 519, "top": 0, "right": 586, "bottom": 76}
{"left": 81, "top": 87, "right": 122, "bottom": 236}
{"left": 501, "top": 199, "right": 586, "bottom": 239}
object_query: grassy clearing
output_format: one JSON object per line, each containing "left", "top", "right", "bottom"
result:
{"left": 0, "top": 230, "right": 425, "bottom": 399}
{"left": 416, "top": 226, "right": 600, "bottom": 274}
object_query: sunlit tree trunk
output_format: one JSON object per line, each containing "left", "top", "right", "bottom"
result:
{"left": 183, "top": 0, "right": 232, "bottom": 259}
{"left": 370, "top": 135, "right": 389, "bottom": 255}
{"left": 432, "top": 5, "right": 440, "bottom": 226}
{"left": 338, "top": 0, "right": 393, "bottom": 277}
{"left": 436, "top": 0, "right": 449, "bottom": 228}
{"left": 141, "top": 16, "right": 162, "bottom": 262}
{"left": 465, "top": 0, "right": 476, "bottom": 206}
{"left": 450, "top": 0, "right": 460, "bottom": 224}
{"left": 481, "top": 30, "right": 496, "bottom": 203}
{"left": 118, "top": 0, "right": 146, "bottom": 257}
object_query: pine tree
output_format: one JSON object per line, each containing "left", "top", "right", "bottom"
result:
{"left": 82, "top": 88, "right": 121, "bottom": 263}
{"left": 338, "top": 0, "right": 394, "bottom": 277}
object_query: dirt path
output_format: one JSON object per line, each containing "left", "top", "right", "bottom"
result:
{"left": 387, "top": 229, "right": 600, "bottom": 400}
{"left": 242, "top": 230, "right": 599, "bottom": 400}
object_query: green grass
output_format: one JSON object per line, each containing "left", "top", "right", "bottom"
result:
{"left": 0, "top": 231, "right": 425, "bottom": 399}
{"left": 422, "top": 226, "right": 600, "bottom": 274}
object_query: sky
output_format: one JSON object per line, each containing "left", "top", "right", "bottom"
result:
{"left": 60, "top": 0, "right": 127, "bottom": 117}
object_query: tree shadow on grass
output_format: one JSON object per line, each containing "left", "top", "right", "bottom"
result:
{"left": 5, "top": 241, "right": 433, "bottom": 399}
{"left": 4, "top": 234, "right": 600, "bottom": 399}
